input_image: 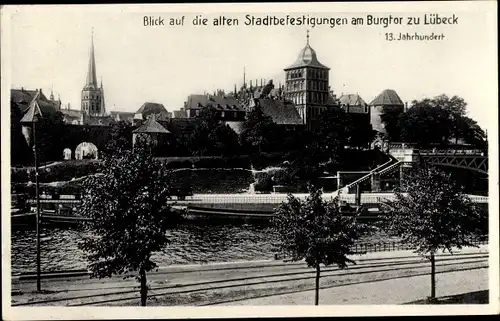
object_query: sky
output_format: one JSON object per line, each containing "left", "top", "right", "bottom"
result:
{"left": 3, "top": 2, "right": 497, "bottom": 131}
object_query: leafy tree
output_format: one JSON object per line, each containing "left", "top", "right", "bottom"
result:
{"left": 399, "top": 101, "right": 453, "bottom": 147}
{"left": 380, "top": 166, "right": 485, "bottom": 301}
{"left": 77, "top": 140, "right": 179, "bottom": 306}
{"left": 314, "top": 107, "right": 350, "bottom": 160}
{"left": 456, "top": 116, "right": 487, "bottom": 148}
{"left": 103, "top": 120, "right": 134, "bottom": 157}
{"left": 240, "top": 105, "right": 276, "bottom": 154}
{"left": 272, "top": 186, "right": 365, "bottom": 305}
{"left": 346, "top": 122, "right": 376, "bottom": 149}
{"left": 188, "top": 106, "right": 240, "bottom": 156}
{"left": 379, "top": 105, "right": 405, "bottom": 142}
{"left": 209, "top": 123, "right": 241, "bottom": 156}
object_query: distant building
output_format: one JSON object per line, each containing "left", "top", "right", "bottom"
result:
{"left": 134, "top": 102, "right": 171, "bottom": 121}
{"left": 11, "top": 88, "right": 58, "bottom": 116}
{"left": 81, "top": 31, "right": 105, "bottom": 117}
{"left": 109, "top": 111, "right": 135, "bottom": 124}
{"left": 132, "top": 116, "right": 171, "bottom": 147}
{"left": 339, "top": 94, "right": 370, "bottom": 114}
{"left": 58, "top": 30, "right": 115, "bottom": 126}
{"left": 283, "top": 31, "right": 339, "bottom": 129}
{"left": 369, "top": 89, "right": 405, "bottom": 135}
{"left": 183, "top": 93, "right": 246, "bottom": 121}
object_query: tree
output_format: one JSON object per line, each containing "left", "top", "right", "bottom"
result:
{"left": 379, "top": 105, "right": 405, "bottom": 142}
{"left": 33, "top": 111, "right": 67, "bottom": 163}
{"left": 240, "top": 105, "right": 276, "bottom": 154}
{"left": 380, "top": 166, "right": 484, "bottom": 302}
{"left": 187, "top": 106, "right": 240, "bottom": 156}
{"left": 77, "top": 140, "right": 179, "bottom": 306}
{"left": 272, "top": 186, "right": 365, "bottom": 305}
{"left": 103, "top": 120, "right": 134, "bottom": 157}
{"left": 209, "top": 123, "right": 241, "bottom": 156}
{"left": 399, "top": 101, "right": 453, "bottom": 147}
{"left": 346, "top": 121, "right": 376, "bottom": 149}
{"left": 314, "top": 107, "right": 350, "bottom": 160}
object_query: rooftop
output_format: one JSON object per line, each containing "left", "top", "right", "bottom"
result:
{"left": 284, "top": 33, "right": 329, "bottom": 70}
{"left": 133, "top": 116, "right": 171, "bottom": 134}
{"left": 370, "top": 89, "right": 404, "bottom": 106}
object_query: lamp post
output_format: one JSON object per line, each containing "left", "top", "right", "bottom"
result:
{"left": 20, "top": 91, "right": 43, "bottom": 291}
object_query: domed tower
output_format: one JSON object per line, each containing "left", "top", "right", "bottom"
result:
{"left": 81, "top": 29, "right": 105, "bottom": 117}
{"left": 284, "top": 31, "right": 330, "bottom": 129}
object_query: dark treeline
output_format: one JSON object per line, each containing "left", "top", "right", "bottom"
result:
{"left": 12, "top": 94, "right": 487, "bottom": 172}
{"left": 380, "top": 94, "right": 487, "bottom": 148}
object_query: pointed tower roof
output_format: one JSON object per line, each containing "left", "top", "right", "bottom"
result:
{"left": 100, "top": 78, "right": 106, "bottom": 115}
{"left": 85, "top": 29, "right": 98, "bottom": 89}
{"left": 20, "top": 91, "right": 44, "bottom": 123}
{"left": 285, "top": 30, "right": 329, "bottom": 70}
{"left": 133, "top": 116, "right": 170, "bottom": 134}
{"left": 369, "top": 89, "right": 404, "bottom": 106}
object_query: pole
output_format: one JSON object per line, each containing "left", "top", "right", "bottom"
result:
{"left": 430, "top": 252, "right": 436, "bottom": 300}
{"left": 33, "top": 122, "right": 41, "bottom": 291}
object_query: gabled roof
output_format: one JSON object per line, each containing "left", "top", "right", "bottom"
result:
{"left": 369, "top": 89, "right": 404, "bottom": 106}
{"left": 257, "top": 99, "right": 304, "bottom": 125}
{"left": 11, "top": 89, "right": 57, "bottom": 115}
{"left": 136, "top": 102, "right": 170, "bottom": 120}
{"left": 133, "top": 116, "right": 170, "bottom": 134}
{"left": 185, "top": 94, "right": 245, "bottom": 112}
{"left": 339, "top": 94, "right": 367, "bottom": 106}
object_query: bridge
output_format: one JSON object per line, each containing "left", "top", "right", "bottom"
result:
{"left": 337, "top": 143, "right": 488, "bottom": 194}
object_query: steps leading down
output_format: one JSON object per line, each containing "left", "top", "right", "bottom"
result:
{"left": 333, "top": 155, "right": 400, "bottom": 196}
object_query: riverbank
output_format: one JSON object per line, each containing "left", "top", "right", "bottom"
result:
{"left": 11, "top": 245, "right": 488, "bottom": 306}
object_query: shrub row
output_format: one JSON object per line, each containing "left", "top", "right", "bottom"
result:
{"left": 11, "top": 160, "right": 103, "bottom": 183}
{"left": 161, "top": 156, "right": 252, "bottom": 170}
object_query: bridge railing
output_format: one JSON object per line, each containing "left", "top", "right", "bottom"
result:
{"left": 419, "top": 149, "right": 486, "bottom": 156}
{"left": 341, "top": 158, "right": 395, "bottom": 192}
{"left": 337, "top": 193, "right": 488, "bottom": 204}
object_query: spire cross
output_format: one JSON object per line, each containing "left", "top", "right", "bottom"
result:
{"left": 306, "top": 29, "right": 310, "bottom": 45}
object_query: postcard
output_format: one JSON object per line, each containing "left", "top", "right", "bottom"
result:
{"left": 1, "top": 1, "right": 498, "bottom": 319}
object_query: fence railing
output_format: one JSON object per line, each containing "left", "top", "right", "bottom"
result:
{"left": 274, "top": 238, "right": 489, "bottom": 260}
{"left": 25, "top": 192, "right": 489, "bottom": 206}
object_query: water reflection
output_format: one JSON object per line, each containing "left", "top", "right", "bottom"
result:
{"left": 11, "top": 222, "right": 398, "bottom": 274}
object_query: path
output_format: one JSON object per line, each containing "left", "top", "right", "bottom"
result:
{"left": 11, "top": 246, "right": 489, "bottom": 306}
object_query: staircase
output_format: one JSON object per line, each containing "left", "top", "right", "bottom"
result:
{"left": 334, "top": 155, "right": 400, "bottom": 196}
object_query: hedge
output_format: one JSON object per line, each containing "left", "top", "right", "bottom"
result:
{"left": 11, "top": 160, "right": 103, "bottom": 184}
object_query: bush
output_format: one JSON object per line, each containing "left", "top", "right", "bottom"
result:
{"left": 11, "top": 160, "right": 103, "bottom": 184}
{"left": 251, "top": 153, "right": 286, "bottom": 170}
{"left": 254, "top": 172, "right": 274, "bottom": 192}
{"left": 161, "top": 156, "right": 252, "bottom": 170}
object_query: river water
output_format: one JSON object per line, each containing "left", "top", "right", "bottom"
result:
{"left": 11, "top": 223, "right": 400, "bottom": 275}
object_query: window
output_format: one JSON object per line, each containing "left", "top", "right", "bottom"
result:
{"left": 195, "top": 109, "right": 200, "bottom": 116}
{"left": 221, "top": 111, "right": 225, "bottom": 118}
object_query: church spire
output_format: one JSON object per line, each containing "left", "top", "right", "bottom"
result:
{"left": 50, "top": 85, "right": 54, "bottom": 100}
{"left": 306, "top": 29, "right": 310, "bottom": 45}
{"left": 86, "top": 28, "right": 98, "bottom": 88}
